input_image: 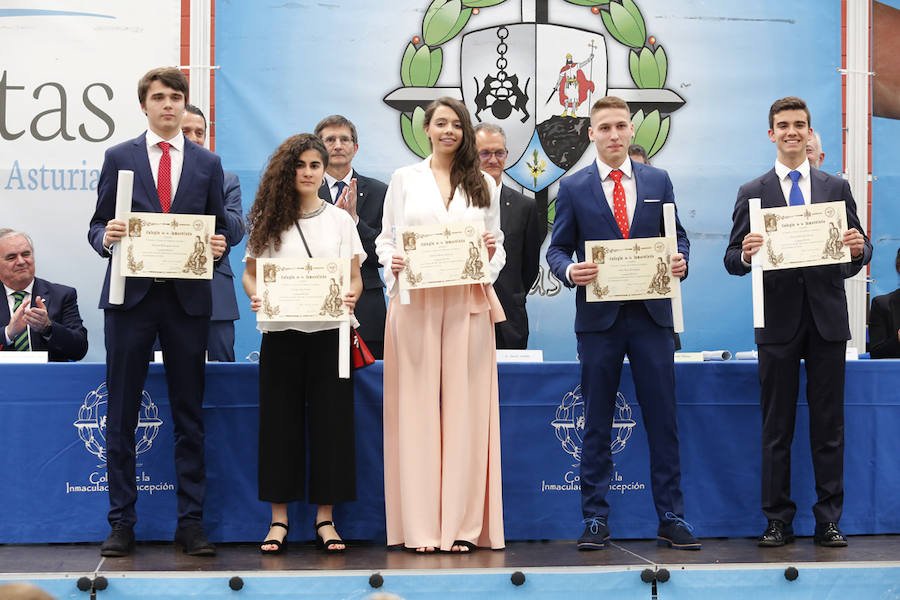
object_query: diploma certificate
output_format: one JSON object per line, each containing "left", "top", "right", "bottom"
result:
{"left": 119, "top": 212, "right": 215, "bottom": 280}
{"left": 256, "top": 257, "right": 350, "bottom": 323}
{"left": 585, "top": 237, "right": 676, "bottom": 302}
{"left": 398, "top": 221, "right": 490, "bottom": 290}
{"left": 754, "top": 201, "right": 850, "bottom": 271}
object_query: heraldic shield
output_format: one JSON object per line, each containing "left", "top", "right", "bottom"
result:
{"left": 461, "top": 24, "right": 607, "bottom": 193}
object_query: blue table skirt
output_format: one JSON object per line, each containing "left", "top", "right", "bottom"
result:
{"left": 2, "top": 360, "right": 898, "bottom": 543}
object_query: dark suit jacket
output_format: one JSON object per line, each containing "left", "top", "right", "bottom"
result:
{"left": 210, "top": 171, "right": 243, "bottom": 321}
{"left": 88, "top": 133, "right": 226, "bottom": 315}
{"left": 724, "top": 167, "right": 872, "bottom": 344}
{"left": 494, "top": 184, "right": 543, "bottom": 349}
{"left": 546, "top": 160, "right": 689, "bottom": 333}
{"left": 1, "top": 277, "right": 88, "bottom": 361}
{"left": 318, "top": 170, "right": 387, "bottom": 342}
{"left": 869, "top": 289, "right": 900, "bottom": 358}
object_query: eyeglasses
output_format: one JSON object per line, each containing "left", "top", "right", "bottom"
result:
{"left": 322, "top": 135, "right": 354, "bottom": 145}
{"left": 478, "top": 150, "right": 508, "bottom": 160}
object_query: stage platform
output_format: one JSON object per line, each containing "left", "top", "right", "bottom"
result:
{"left": 2, "top": 535, "right": 899, "bottom": 599}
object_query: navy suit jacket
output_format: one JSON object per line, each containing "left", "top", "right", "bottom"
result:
{"left": 724, "top": 167, "right": 872, "bottom": 344}
{"left": 88, "top": 133, "right": 226, "bottom": 316}
{"left": 494, "top": 184, "right": 544, "bottom": 348}
{"left": 210, "top": 171, "right": 243, "bottom": 321}
{"left": 318, "top": 170, "right": 387, "bottom": 341}
{"left": 547, "top": 159, "right": 689, "bottom": 333}
{"left": 1, "top": 277, "right": 88, "bottom": 361}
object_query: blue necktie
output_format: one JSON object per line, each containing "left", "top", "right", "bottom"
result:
{"left": 334, "top": 181, "right": 346, "bottom": 204}
{"left": 788, "top": 170, "right": 804, "bottom": 206}
{"left": 10, "top": 291, "right": 30, "bottom": 351}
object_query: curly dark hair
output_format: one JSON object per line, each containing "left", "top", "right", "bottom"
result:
{"left": 247, "top": 134, "right": 328, "bottom": 255}
{"left": 424, "top": 97, "right": 490, "bottom": 209}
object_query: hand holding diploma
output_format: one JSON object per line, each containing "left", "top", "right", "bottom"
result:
{"left": 210, "top": 233, "right": 226, "bottom": 259}
{"left": 570, "top": 261, "right": 599, "bottom": 286}
{"left": 390, "top": 254, "right": 406, "bottom": 277}
{"left": 483, "top": 230, "right": 497, "bottom": 260}
{"left": 104, "top": 219, "right": 127, "bottom": 248}
{"left": 844, "top": 228, "right": 865, "bottom": 259}
{"left": 741, "top": 232, "right": 764, "bottom": 263}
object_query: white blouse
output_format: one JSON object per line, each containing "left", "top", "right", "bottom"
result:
{"left": 246, "top": 201, "right": 365, "bottom": 333}
{"left": 375, "top": 156, "right": 505, "bottom": 297}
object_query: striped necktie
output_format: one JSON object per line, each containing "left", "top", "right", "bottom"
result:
{"left": 10, "top": 291, "right": 30, "bottom": 351}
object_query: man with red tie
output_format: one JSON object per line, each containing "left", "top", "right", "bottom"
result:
{"left": 88, "top": 67, "right": 227, "bottom": 557}
{"left": 547, "top": 96, "right": 698, "bottom": 551}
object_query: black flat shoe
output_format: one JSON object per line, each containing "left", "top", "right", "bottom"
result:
{"left": 758, "top": 519, "right": 794, "bottom": 547}
{"left": 813, "top": 522, "right": 848, "bottom": 547}
{"left": 314, "top": 520, "right": 346, "bottom": 553}
{"left": 260, "top": 522, "right": 289, "bottom": 555}
{"left": 174, "top": 523, "right": 216, "bottom": 556}
{"left": 100, "top": 523, "right": 135, "bottom": 557}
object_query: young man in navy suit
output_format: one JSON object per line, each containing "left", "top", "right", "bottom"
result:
{"left": 547, "top": 96, "right": 699, "bottom": 550}
{"left": 315, "top": 115, "right": 387, "bottom": 358}
{"left": 725, "top": 96, "right": 871, "bottom": 548}
{"left": 88, "top": 67, "right": 227, "bottom": 557}
{"left": 0, "top": 229, "right": 88, "bottom": 361}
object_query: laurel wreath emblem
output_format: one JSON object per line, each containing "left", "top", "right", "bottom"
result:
{"left": 394, "top": 0, "right": 673, "bottom": 159}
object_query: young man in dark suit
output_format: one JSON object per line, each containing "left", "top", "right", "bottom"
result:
{"left": 725, "top": 96, "right": 872, "bottom": 548}
{"left": 474, "top": 123, "right": 544, "bottom": 349}
{"left": 0, "top": 229, "right": 88, "bottom": 361}
{"left": 88, "top": 67, "right": 227, "bottom": 557}
{"left": 315, "top": 115, "right": 387, "bottom": 358}
{"left": 181, "top": 104, "right": 243, "bottom": 362}
{"left": 547, "top": 96, "right": 699, "bottom": 551}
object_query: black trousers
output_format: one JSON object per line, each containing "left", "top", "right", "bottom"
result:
{"left": 257, "top": 329, "right": 356, "bottom": 505}
{"left": 758, "top": 297, "right": 846, "bottom": 524}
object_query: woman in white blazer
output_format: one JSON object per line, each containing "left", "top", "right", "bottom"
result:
{"left": 376, "top": 97, "right": 507, "bottom": 553}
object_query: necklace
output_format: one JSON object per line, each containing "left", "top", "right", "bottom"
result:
{"left": 299, "top": 201, "right": 326, "bottom": 219}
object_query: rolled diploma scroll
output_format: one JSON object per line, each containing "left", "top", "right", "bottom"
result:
{"left": 702, "top": 350, "right": 732, "bottom": 361}
{"left": 663, "top": 203, "right": 684, "bottom": 333}
{"left": 339, "top": 321, "right": 350, "bottom": 379}
{"left": 748, "top": 198, "right": 764, "bottom": 328}
{"left": 108, "top": 170, "right": 133, "bottom": 305}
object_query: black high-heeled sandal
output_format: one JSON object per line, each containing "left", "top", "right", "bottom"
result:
{"left": 260, "top": 522, "right": 289, "bottom": 555}
{"left": 451, "top": 540, "right": 476, "bottom": 553}
{"left": 314, "top": 520, "right": 346, "bottom": 553}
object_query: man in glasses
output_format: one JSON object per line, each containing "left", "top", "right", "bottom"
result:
{"left": 475, "top": 123, "right": 544, "bottom": 349}
{"left": 315, "top": 115, "right": 388, "bottom": 358}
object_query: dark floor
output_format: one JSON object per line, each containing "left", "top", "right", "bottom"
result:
{"left": 1, "top": 536, "right": 897, "bottom": 575}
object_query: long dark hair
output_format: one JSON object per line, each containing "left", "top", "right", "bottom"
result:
{"left": 247, "top": 133, "right": 328, "bottom": 255}
{"left": 424, "top": 97, "right": 490, "bottom": 209}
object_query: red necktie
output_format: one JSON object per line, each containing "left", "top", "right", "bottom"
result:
{"left": 609, "top": 169, "right": 629, "bottom": 238}
{"left": 157, "top": 141, "right": 171, "bottom": 213}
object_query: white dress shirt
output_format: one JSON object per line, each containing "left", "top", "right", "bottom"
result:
{"left": 145, "top": 130, "right": 185, "bottom": 205}
{"left": 4, "top": 281, "right": 34, "bottom": 345}
{"left": 774, "top": 159, "right": 811, "bottom": 206}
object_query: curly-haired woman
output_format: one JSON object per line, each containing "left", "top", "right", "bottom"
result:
{"left": 243, "top": 133, "right": 364, "bottom": 554}
{"left": 376, "top": 97, "right": 507, "bottom": 553}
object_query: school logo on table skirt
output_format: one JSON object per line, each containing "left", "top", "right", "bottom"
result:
{"left": 543, "top": 384, "right": 645, "bottom": 494}
{"left": 552, "top": 384, "right": 635, "bottom": 465}
{"left": 66, "top": 382, "right": 173, "bottom": 495}
{"left": 384, "top": 0, "right": 685, "bottom": 222}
